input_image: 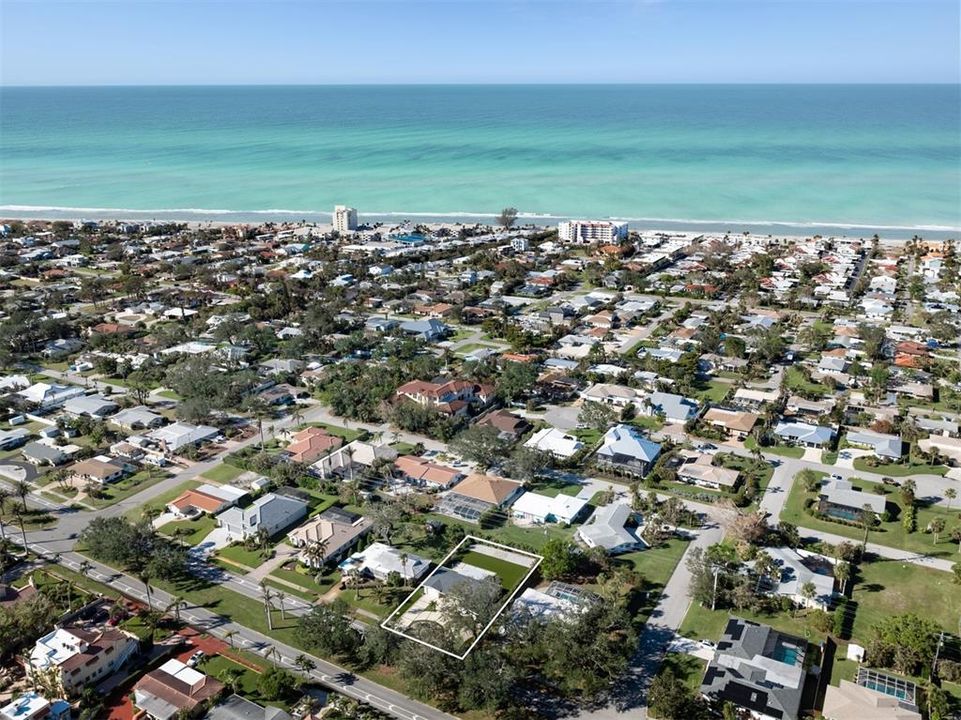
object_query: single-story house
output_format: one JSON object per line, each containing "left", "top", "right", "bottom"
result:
{"left": 204, "top": 694, "right": 293, "bottom": 720}
{"left": 773, "top": 420, "right": 836, "bottom": 448}
{"left": 818, "top": 478, "right": 886, "bottom": 518}
{"left": 576, "top": 502, "right": 644, "bottom": 554}
{"left": 423, "top": 563, "right": 496, "bottom": 601}
{"left": 0, "top": 428, "right": 30, "bottom": 451}
{"left": 62, "top": 394, "right": 119, "bottom": 419}
{"left": 70, "top": 457, "right": 127, "bottom": 485}
{"left": 216, "top": 492, "right": 308, "bottom": 542}
{"left": 474, "top": 409, "right": 532, "bottom": 440}
{"left": 511, "top": 490, "right": 589, "bottom": 525}
{"left": 580, "top": 382, "right": 643, "bottom": 409}
{"left": 281, "top": 426, "right": 343, "bottom": 465}
{"left": 435, "top": 473, "right": 524, "bottom": 523}
{"left": 147, "top": 422, "right": 220, "bottom": 454}
{"left": 822, "top": 680, "right": 921, "bottom": 720}
{"left": 595, "top": 424, "right": 662, "bottom": 477}
{"left": 110, "top": 406, "right": 166, "bottom": 431}
{"left": 918, "top": 435, "right": 961, "bottom": 465}
{"left": 17, "top": 382, "right": 85, "bottom": 411}
{"left": 22, "top": 442, "right": 67, "bottom": 467}
{"left": 167, "top": 483, "right": 247, "bottom": 517}
{"left": 732, "top": 388, "right": 780, "bottom": 409}
{"left": 757, "top": 546, "right": 835, "bottom": 610}
{"left": 524, "top": 427, "right": 584, "bottom": 459}
{"left": 338, "top": 541, "right": 430, "bottom": 583}
{"left": 312, "top": 440, "right": 398, "bottom": 480}
{"left": 640, "top": 391, "right": 700, "bottom": 424}
{"left": 393, "top": 455, "right": 464, "bottom": 489}
{"left": 702, "top": 408, "right": 759, "bottom": 439}
{"left": 677, "top": 458, "right": 740, "bottom": 491}
{"left": 844, "top": 429, "right": 903, "bottom": 460}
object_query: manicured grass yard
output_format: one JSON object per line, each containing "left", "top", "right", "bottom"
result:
{"left": 852, "top": 457, "right": 948, "bottom": 477}
{"left": 216, "top": 543, "right": 275, "bottom": 570}
{"left": 199, "top": 654, "right": 297, "bottom": 712}
{"left": 780, "top": 471, "right": 959, "bottom": 558}
{"left": 302, "top": 422, "right": 364, "bottom": 443}
{"left": 201, "top": 463, "right": 246, "bottom": 483}
{"left": 268, "top": 564, "right": 338, "bottom": 596}
{"left": 455, "top": 342, "right": 498, "bottom": 355}
{"left": 124, "top": 479, "right": 201, "bottom": 521}
{"left": 852, "top": 558, "right": 961, "bottom": 641}
{"left": 88, "top": 469, "right": 170, "bottom": 509}
{"left": 695, "top": 380, "right": 731, "bottom": 404}
{"left": 784, "top": 367, "right": 829, "bottom": 398}
{"left": 458, "top": 548, "right": 532, "bottom": 591}
{"left": 158, "top": 515, "right": 218, "bottom": 546}
{"left": 679, "top": 599, "right": 829, "bottom": 646}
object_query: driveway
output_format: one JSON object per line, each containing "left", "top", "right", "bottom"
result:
{"left": 0, "top": 460, "right": 38, "bottom": 483}
{"left": 192, "top": 527, "right": 231, "bottom": 557}
{"left": 835, "top": 448, "right": 872, "bottom": 469}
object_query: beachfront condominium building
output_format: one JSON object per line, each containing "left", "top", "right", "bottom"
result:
{"left": 558, "top": 220, "right": 628, "bottom": 245}
{"left": 333, "top": 205, "right": 358, "bottom": 233}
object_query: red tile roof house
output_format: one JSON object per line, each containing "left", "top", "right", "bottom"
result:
{"left": 133, "top": 658, "right": 224, "bottom": 720}
{"left": 280, "top": 426, "right": 343, "bottom": 464}
{"left": 393, "top": 379, "right": 494, "bottom": 417}
{"left": 394, "top": 455, "right": 464, "bottom": 489}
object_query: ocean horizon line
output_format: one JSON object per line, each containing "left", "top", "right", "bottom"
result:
{"left": 3, "top": 81, "right": 960, "bottom": 90}
{"left": 2, "top": 205, "right": 957, "bottom": 235}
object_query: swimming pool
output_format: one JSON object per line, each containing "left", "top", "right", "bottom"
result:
{"left": 772, "top": 642, "right": 803, "bottom": 666}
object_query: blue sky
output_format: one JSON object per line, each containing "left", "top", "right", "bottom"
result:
{"left": 2, "top": 0, "right": 959, "bottom": 85}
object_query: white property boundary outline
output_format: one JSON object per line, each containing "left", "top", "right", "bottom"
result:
{"left": 380, "top": 535, "right": 543, "bottom": 660}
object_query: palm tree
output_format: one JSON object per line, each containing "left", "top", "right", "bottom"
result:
{"left": 276, "top": 591, "right": 287, "bottom": 621}
{"left": 946, "top": 488, "right": 957, "bottom": 512}
{"left": 295, "top": 653, "right": 315, "bottom": 679}
{"left": 166, "top": 596, "right": 187, "bottom": 624}
{"left": 952, "top": 527, "right": 961, "bottom": 554}
{"left": 400, "top": 552, "right": 410, "bottom": 587}
{"left": 138, "top": 568, "right": 154, "bottom": 610}
{"left": 219, "top": 666, "right": 244, "bottom": 694}
{"left": 833, "top": 560, "right": 851, "bottom": 594}
{"left": 13, "top": 480, "right": 30, "bottom": 510}
{"left": 931, "top": 518, "right": 946, "bottom": 545}
{"left": 79, "top": 559, "right": 93, "bottom": 580}
{"left": 260, "top": 581, "right": 274, "bottom": 631}
{"left": 224, "top": 629, "right": 239, "bottom": 648}
{"left": 302, "top": 538, "right": 328, "bottom": 570}
{"left": 860, "top": 504, "right": 876, "bottom": 550}
{"left": 12, "top": 502, "right": 28, "bottom": 551}
{"left": 0, "top": 487, "right": 10, "bottom": 541}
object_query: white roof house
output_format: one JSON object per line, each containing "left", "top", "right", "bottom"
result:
{"left": 62, "top": 394, "right": 119, "bottom": 418}
{"left": 576, "top": 502, "right": 645, "bottom": 554}
{"left": 820, "top": 478, "right": 886, "bottom": 515}
{"left": 758, "top": 546, "right": 836, "bottom": 610}
{"left": 17, "top": 382, "right": 85, "bottom": 410}
{"left": 512, "top": 587, "right": 581, "bottom": 623}
{"left": 844, "top": 429, "right": 903, "bottom": 459}
{"left": 339, "top": 541, "right": 430, "bottom": 582}
{"left": 147, "top": 421, "right": 219, "bottom": 453}
{"left": 110, "top": 405, "right": 165, "bottom": 430}
{"left": 511, "top": 491, "right": 589, "bottom": 525}
{"left": 524, "top": 427, "right": 584, "bottom": 459}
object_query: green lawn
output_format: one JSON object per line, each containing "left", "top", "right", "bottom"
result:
{"left": 455, "top": 342, "right": 498, "bottom": 355}
{"left": 216, "top": 543, "right": 275, "bottom": 570}
{"left": 262, "top": 578, "right": 315, "bottom": 603}
{"left": 301, "top": 422, "right": 364, "bottom": 443}
{"left": 389, "top": 442, "right": 417, "bottom": 456}
{"left": 571, "top": 427, "right": 603, "bottom": 447}
{"left": 86, "top": 470, "right": 170, "bottom": 508}
{"left": 695, "top": 380, "right": 730, "bottom": 404}
{"left": 268, "top": 564, "right": 338, "bottom": 596}
{"left": 852, "top": 558, "right": 961, "bottom": 641}
{"left": 124, "top": 479, "right": 202, "bottom": 521}
{"left": 661, "top": 652, "right": 707, "bottom": 692}
{"left": 679, "top": 600, "right": 829, "bottom": 645}
{"left": 201, "top": 463, "right": 246, "bottom": 483}
{"left": 852, "top": 457, "right": 948, "bottom": 477}
{"left": 199, "top": 654, "right": 298, "bottom": 712}
{"left": 458, "top": 548, "right": 532, "bottom": 590}
{"left": 423, "top": 512, "right": 576, "bottom": 553}
{"left": 158, "top": 515, "right": 218, "bottom": 546}
{"left": 630, "top": 415, "right": 665, "bottom": 432}
{"left": 784, "top": 367, "right": 829, "bottom": 398}
{"left": 780, "top": 472, "right": 959, "bottom": 558}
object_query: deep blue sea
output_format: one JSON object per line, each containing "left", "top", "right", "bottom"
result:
{"left": 1, "top": 85, "right": 959, "bottom": 237}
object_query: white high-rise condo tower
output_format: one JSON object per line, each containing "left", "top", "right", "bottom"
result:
{"left": 333, "top": 205, "right": 358, "bottom": 233}
{"left": 558, "top": 219, "right": 628, "bottom": 244}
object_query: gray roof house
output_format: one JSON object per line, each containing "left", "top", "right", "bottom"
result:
{"left": 203, "top": 694, "right": 292, "bottom": 720}
{"left": 110, "top": 406, "right": 166, "bottom": 431}
{"left": 216, "top": 493, "right": 308, "bottom": 542}
{"left": 641, "top": 391, "right": 700, "bottom": 424}
{"left": 22, "top": 442, "right": 67, "bottom": 466}
{"left": 399, "top": 318, "right": 449, "bottom": 341}
{"left": 773, "top": 421, "right": 836, "bottom": 448}
{"left": 576, "top": 503, "right": 646, "bottom": 554}
{"left": 757, "top": 547, "right": 836, "bottom": 610}
{"left": 844, "top": 430, "right": 903, "bottom": 459}
{"left": 595, "top": 424, "right": 662, "bottom": 477}
{"left": 147, "top": 421, "right": 220, "bottom": 454}
{"left": 62, "top": 394, "right": 119, "bottom": 419}
{"left": 700, "top": 618, "right": 807, "bottom": 720}
{"left": 819, "top": 478, "right": 887, "bottom": 516}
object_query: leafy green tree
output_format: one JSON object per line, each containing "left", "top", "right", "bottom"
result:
{"left": 449, "top": 424, "right": 510, "bottom": 469}
{"left": 578, "top": 401, "right": 617, "bottom": 432}
{"left": 540, "top": 538, "right": 578, "bottom": 580}
{"left": 496, "top": 361, "right": 538, "bottom": 404}
{"left": 257, "top": 665, "right": 297, "bottom": 701}
{"left": 298, "top": 601, "right": 362, "bottom": 659}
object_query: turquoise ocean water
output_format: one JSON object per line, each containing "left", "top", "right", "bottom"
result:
{"left": 1, "top": 85, "right": 959, "bottom": 237}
